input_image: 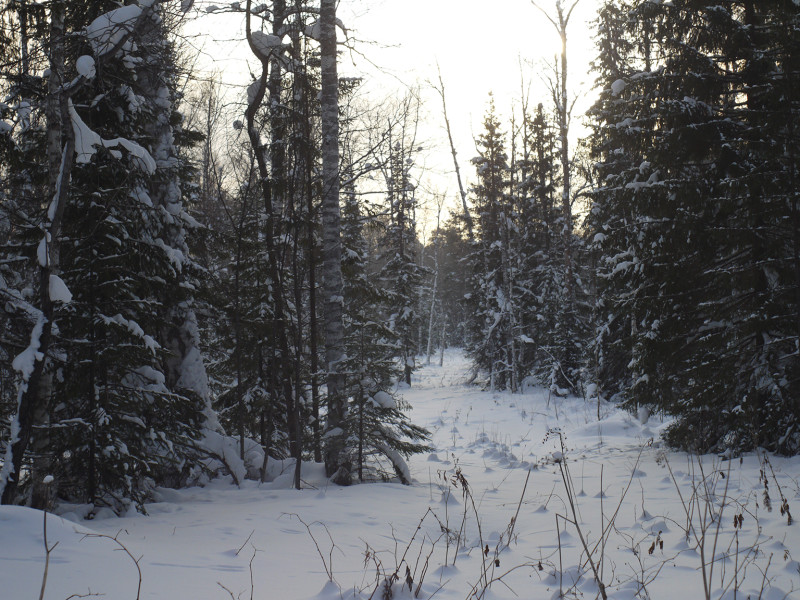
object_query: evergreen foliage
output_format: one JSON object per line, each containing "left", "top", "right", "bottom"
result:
{"left": 0, "top": 0, "right": 210, "bottom": 510}
{"left": 4, "top": 0, "right": 798, "bottom": 512}
{"left": 430, "top": 216, "right": 471, "bottom": 349}
{"left": 339, "top": 184, "right": 430, "bottom": 484}
{"left": 589, "top": 0, "right": 800, "bottom": 453}
{"left": 376, "top": 105, "right": 425, "bottom": 387}
{"left": 465, "top": 97, "right": 515, "bottom": 390}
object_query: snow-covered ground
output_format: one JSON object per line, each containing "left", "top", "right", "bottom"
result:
{"left": 2, "top": 350, "right": 798, "bottom": 599}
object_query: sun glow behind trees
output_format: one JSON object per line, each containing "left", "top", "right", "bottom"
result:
{"left": 184, "top": 0, "right": 599, "bottom": 230}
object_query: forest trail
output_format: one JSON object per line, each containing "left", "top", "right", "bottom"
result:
{"left": 1, "top": 351, "right": 799, "bottom": 600}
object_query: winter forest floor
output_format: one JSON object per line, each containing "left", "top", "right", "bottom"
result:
{"left": 1, "top": 350, "right": 799, "bottom": 600}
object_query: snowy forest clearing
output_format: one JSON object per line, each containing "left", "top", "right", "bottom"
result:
{"left": 1, "top": 350, "right": 798, "bottom": 600}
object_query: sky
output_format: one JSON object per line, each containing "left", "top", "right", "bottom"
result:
{"left": 185, "top": 0, "right": 601, "bottom": 232}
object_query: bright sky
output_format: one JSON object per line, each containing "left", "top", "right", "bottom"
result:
{"left": 185, "top": 0, "right": 601, "bottom": 232}
{"left": 338, "top": 0, "right": 599, "bottom": 230}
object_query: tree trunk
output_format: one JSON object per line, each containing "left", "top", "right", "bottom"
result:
{"left": 435, "top": 68, "right": 474, "bottom": 241}
{"left": 290, "top": 5, "right": 323, "bottom": 463}
{"left": 439, "top": 318, "right": 446, "bottom": 367}
{"left": 557, "top": 4, "right": 575, "bottom": 307}
{"left": 319, "top": 0, "right": 347, "bottom": 481}
{"left": 426, "top": 208, "right": 441, "bottom": 365}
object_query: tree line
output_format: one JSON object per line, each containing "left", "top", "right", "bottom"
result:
{"left": 450, "top": 0, "right": 799, "bottom": 456}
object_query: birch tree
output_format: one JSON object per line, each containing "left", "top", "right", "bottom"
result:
{"left": 319, "top": 0, "right": 347, "bottom": 482}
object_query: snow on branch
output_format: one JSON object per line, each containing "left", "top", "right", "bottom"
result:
{"left": 48, "top": 274, "right": 72, "bottom": 304}
{"left": 69, "top": 100, "right": 156, "bottom": 173}
{"left": 11, "top": 314, "right": 46, "bottom": 381}
{"left": 304, "top": 17, "right": 347, "bottom": 41}
{"left": 86, "top": 5, "right": 144, "bottom": 56}
{"left": 75, "top": 55, "right": 96, "bottom": 79}
{"left": 250, "top": 30, "right": 284, "bottom": 56}
{"left": 101, "top": 313, "right": 161, "bottom": 355}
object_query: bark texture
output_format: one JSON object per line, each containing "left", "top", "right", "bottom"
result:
{"left": 319, "top": 0, "right": 347, "bottom": 481}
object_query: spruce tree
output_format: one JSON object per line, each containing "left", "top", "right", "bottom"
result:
{"left": 1, "top": 0, "right": 210, "bottom": 510}
{"left": 511, "top": 102, "right": 565, "bottom": 391}
{"left": 466, "top": 96, "right": 514, "bottom": 390}
{"left": 379, "top": 135, "right": 424, "bottom": 387}
{"left": 339, "top": 182, "right": 429, "bottom": 484}
{"left": 589, "top": 0, "right": 800, "bottom": 453}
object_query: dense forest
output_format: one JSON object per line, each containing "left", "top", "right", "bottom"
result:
{"left": 0, "top": 0, "right": 798, "bottom": 514}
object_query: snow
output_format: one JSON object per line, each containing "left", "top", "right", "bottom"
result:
{"left": 110, "top": 137, "right": 157, "bottom": 173}
{"left": 250, "top": 31, "right": 283, "bottom": 57}
{"left": 198, "top": 430, "right": 247, "bottom": 484}
{"left": 1, "top": 350, "right": 799, "bottom": 599}
{"left": 37, "top": 235, "right": 49, "bottom": 267}
{"left": 103, "top": 314, "right": 160, "bottom": 354}
{"left": 305, "top": 20, "right": 322, "bottom": 41}
{"left": 18, "top": 101, "right": 30, "bottom": 124}
{"left": 303, "top": 17, "right": 347, "bottom": 42}
{"left": 175, "top": 318, "right": 212, "bottom": 403}
{"left": 611, "top": 259, "right": 635, "bottom": 275}
{"left": 376, "top": 440, "right": 411, "bottom": 483}
{"left": 372, "top": 390, "right": 396, "bottom": 409}
{"left": 70, "top": 100, "right": 103, "bottom": 164}
{"left": 246, "top": 80, "right": 261, "bottom": 105}
{"left": 70, "top": 100, "right": 156, "bottom": 173}
{"left": 611, "top": 78, "right": 626, "bottom": 96}
{"left": 155, "top": 238, "right": 185, "bottom": 269}
{"left": 75, "top": 55, "right": 96, "bottom": 79}
{"left": 322, "top": 427, "right": 343, "bottom": 439}
{"left": 11, "top": 314, "right": 45, "bottom": 380}
{"left": 86, "top": 5, "right": 143, "bottom": 56}
{"left": 49, "top": 274, "right": 72, "bottom": 303}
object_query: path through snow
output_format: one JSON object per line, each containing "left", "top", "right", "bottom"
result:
{"left": 1, "top": 350, "right": 799, "bottom": 599}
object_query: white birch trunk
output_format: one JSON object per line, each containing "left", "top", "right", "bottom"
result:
{"left": 435, "top": 68, "right": 474, "bottom": 241}
{"left": 319, "top": 0, "right": 347, "bottom": 481}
